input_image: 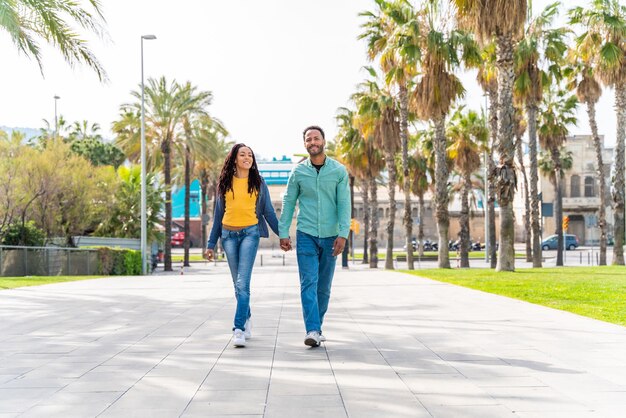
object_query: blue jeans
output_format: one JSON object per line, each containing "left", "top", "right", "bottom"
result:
{"left": 221, "top": 224, "right": 260, "bottom": 331}
{"left": 296, "top": 230, "right": 337, "bottom": 333}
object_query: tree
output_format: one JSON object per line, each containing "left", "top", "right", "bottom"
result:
{"left": 514, "top": 1, "right": 569, "bottom": 267}
{"left": 538, "top": 89, "right": 578, "bottom": 266}
{"left": 454, "top": 0, "right": 528, "bottom": 271}
{"left": 360, "top": 0, "right": 421, "bottom": 269}
{"left": 95, "top": 165, "right": 163, "bottom": 242}
{"left": 114, "top": 77, "right": 212, "bottom": 271}
{"left": 192, "top": 116, "right": 230, "bottom": 256}
{"left": 1, "top": 0, "right": 108, "bottom": 80}
{"left": 513, "top": 107, "right": 532, "bottom": 262}
{"left": 410, "top": 4, "right": 480, "bottom": 268}
{"left": 352, "top": 71, "right": 400, "bottom": 269}
{"left": 566, "top": 61, "right": 607, "bottom": 264}
{"left": 447, "top": 108, "right": 488, "bottom": 267}
{"left": 476, "top": 42, "right": 499, "bottom": 268}
{"left": 568, "top": 1, "right": 625, "bottom": 265}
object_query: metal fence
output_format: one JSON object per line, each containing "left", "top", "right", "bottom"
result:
{"left": 0, "top": 245, "right": 99, "bottom": 277}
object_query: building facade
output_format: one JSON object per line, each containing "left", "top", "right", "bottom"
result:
{"left": 538, "top": 135, "right": 613, "bottom": 245}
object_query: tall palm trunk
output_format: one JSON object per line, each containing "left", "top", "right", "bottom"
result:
{"left": 586, "top": 99, "right": 607, "bottom": 265}
{"left": 527, "top": 103, "right": 542, "bottom": 267}
{"left": 552, "top": 147, "right": 564, "bottom": 266}
{"left": 417, "top": 192, "right": 425, "bottom": 257}
{"left": 399, "top": 85, "right": 414, "bottom": 269}
{"left": 183, "top": 145, "right": 191, "bottom": 267}
{"left": 369, "top": 175, "right": 379, "bottom": 268}
{"left": 516, "top": 135, "right": 532, "bottom": 262}
{"left": 434, "top": 117, "right": 450, "bottom": 268}
{"left": 612, "top": 85, "right": 626, "bottom": 265}
{"left": 459, "top": 170, "right": 471, "bottom": 267}
{"left": 162, "top": 136, "right": 173, "bottom": 272}
{"left": 487, "top": 89, "right": 498, "bottom": 268}
{"left": 361, "top": 181, "right": 370, "bottom": 264}
{"left": 495, "top": 35, "right": 517, "bottom": 272}
{"left": 384, "top": 146, "right": 397, "bottom": 270}
{"left": 342, "top": 175, "right": 355, "bottom": 267}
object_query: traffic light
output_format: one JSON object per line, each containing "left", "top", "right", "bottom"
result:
{"left": 350, "top": 218, "right": 360, "bottom": 235}
{"left": 562, "top": 215, "right": 569, "bottom": 231}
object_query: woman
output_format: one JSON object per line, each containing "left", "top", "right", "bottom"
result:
{"left": 205, "top": 143, "right": 279, "bottom": 347}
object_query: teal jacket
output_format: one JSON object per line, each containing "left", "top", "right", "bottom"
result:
{"left": 279, "top": 157, "right": 351, "bottom": 239}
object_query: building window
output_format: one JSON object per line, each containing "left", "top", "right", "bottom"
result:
{"left": 412, "top": 207, "right": 418, "bottom": 217}
{"left": 570, "top": 175, "right": 580, "bottom": 197}
{"left": 584, "top": 176, "right": 595, "bottom": 197}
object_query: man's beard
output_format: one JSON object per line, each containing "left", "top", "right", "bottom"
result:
{"left": 307, "top": 145, "right": 324, "bottom": 156}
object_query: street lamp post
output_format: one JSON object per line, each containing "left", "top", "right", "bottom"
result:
{"left": 53, "top": 95, "right": 60, "bottom": 138}
{"left": 141, "top": 34, "right": 157, "bottom": 275}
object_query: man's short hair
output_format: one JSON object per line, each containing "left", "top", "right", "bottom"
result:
{"left": 302, "top": 125, "right": 325, "bottom": 140}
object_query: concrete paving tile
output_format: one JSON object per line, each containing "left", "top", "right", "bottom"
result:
{"left": 0, "top": 377, "right": 74, "bottom": 389}
{"left": 19, "top": 402, "right": 111, "bottom": 418}
{"left": 0, "top": 388, "right": 59, "bottom": 413}
{"left": 425, "top": 404, "right": 516, "bottom": 417}
{"left": 99, "top": 407, "right": 185, "bottom": 418}
{"left": 484, "top": 386, "right": 590, "bottom": 412}
{"left": 340, "top": 388, "right": 430, "bottom": 418}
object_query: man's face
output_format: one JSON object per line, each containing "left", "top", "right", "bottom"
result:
{"left": 304, "top": 129, "right": 325, "bottom": 157}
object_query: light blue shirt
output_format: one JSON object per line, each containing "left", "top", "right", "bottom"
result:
{"left": 279, "top": 156, "right": 351, "bottom": 239}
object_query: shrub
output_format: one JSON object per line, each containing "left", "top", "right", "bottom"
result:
{"left": 96, "top": 247, "right": 141, "bottom": 275}
{"left": 1, "top": 221, "right": 46, "bottom": 246}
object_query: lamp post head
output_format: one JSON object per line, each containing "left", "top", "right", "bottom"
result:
{"left": 54, "top": 95, "right": 60, "bottom": 100}
{"left": 142, "top": 34, "right": 157, "bottom": 40}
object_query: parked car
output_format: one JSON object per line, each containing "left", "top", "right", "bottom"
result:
{"left": 541, "top": 234, "right": 579, "bottom": 251}
{"left": 171, "top": 231, "right": 185, "bottom": 247}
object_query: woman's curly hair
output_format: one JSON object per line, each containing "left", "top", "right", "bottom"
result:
{"left": 217, "top": 143, "right": 261, "bottom": 198}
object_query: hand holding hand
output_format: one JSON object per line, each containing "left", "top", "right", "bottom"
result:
{"left": 280, "top": 238, "right": 292, "bottom": 252}
{"left": 332, "top": 237, "right": 347, "bottom": 257}
{"left": 204, "top": 249, "right": 214, "bottom": 261}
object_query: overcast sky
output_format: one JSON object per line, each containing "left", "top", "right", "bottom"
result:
{"left": 0, "top": 0, "right": 616, "bottom": 160}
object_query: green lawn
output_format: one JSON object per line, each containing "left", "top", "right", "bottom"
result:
{"left": 0, "top": 276, "right": 104, "bottom": 290}
{"left": 403, "top": 266, "right": 626, "bottom": 326}
{"left": 351, "top": 251, "right": 523, "bottom": 260}
{"left": 171, "top": 254, "right": 207, "bottom": 262}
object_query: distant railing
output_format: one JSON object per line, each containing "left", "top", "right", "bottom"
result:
{"left": 0, "top": 245, "right": 99, "bottom": 277}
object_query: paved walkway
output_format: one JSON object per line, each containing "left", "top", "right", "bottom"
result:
{"left": 1, "top": 262, "right": 625, "bottom": 417}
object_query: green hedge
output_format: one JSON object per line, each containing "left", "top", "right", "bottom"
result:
{"left": 96, "top": 247, "right": 142, "bottom": 275}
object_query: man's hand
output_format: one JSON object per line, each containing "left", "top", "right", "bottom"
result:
{"left": 280, "top": 238, "right": 292, "bottom": 252}
{"left": 204, "top": 249, "right": 214, "bottom": 261}
{"left": 332, "top": 237, "right": 347, "bottom": 257}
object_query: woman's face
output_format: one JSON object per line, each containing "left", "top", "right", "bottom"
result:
{"left": 234, "top": 146, "right": 254, "bottom": 172}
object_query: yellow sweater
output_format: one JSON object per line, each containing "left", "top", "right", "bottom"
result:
{"left": 223, "top": 176, "right": 258, "bottom": 226}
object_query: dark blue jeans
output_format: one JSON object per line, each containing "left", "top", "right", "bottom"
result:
{"left": 296, "top": 230, "right": 337, "bottom": 333}
{"left": 221, "top": 224, "right": 260, "bottom": 331}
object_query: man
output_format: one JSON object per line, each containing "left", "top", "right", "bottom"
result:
{"left": 279, "top": 125, "right": 351, "bottom": 347}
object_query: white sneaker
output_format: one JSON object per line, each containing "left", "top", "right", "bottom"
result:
{"left": 304, "top": 331, "right": 321, "bottom": 347}
{"left": 319, "top": 333, "right": 326, "bottom": 342}
{"left": 244, "top": 318, "right": 252, "bottom": 339}
{"left": 233, "top": 329, "right": 246, "bottom": 347}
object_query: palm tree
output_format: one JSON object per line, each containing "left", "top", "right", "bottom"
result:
{"left": 477, "top": 42, "right": 499, "bottom": 268}
{"left": 335, "top": 107, "right": 371, "bottom": 263}
{"left": 176, "top": 83, "right": 215, "bottom": 267}
{"left": 447, "top": 108, "right": 488, "bottom": 267}
{"left": 410, "top": 5, "right": 480, "bottom": 268}
{"left": 352, "top": 72, "right": 400, "bottom": 269}
{"left": 192, "top": 116, "right": 230, "bottom": 255}
{"left": 569, "top": 1, "right": 626, "bottom": 265}
{"left": 1, "top": 0, "right": 108, "bottom": 80}
{"left": 538, "top": 88, "right": 578, "bottom": 266}
{"left": 360, "top": 0, "right": 421, "bottom": 269}
{"left": 514, "top": 108, "right": 532, "bottom": 262}
{"left": 69, "top": 120, "right": 103, "bottom": 141}
{"left": 566, "top": 62, "right": 607, "bottom": 265}
{"left": 514, "top": 1, "right": 569, "bottom": 267}
{"left": 114, "top": 77, "right": 211, "bottom": 271}
{"left": 454, "top": 0, "right": 528, "bottom": 271}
